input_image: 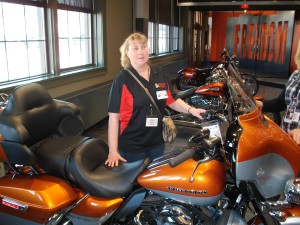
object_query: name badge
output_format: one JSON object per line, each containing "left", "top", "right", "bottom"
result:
{"left": 156, "top": 90, "right": 168, "bottom": 100}
{"left": 146, "top": 116, "right": 158, "bottom": 127}
{"left": 284, "top": 105, "right": 300, "bottom": 123}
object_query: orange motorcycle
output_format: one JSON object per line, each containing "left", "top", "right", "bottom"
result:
{"left": 0, "top": 63, "right": 299, "bottom": 225}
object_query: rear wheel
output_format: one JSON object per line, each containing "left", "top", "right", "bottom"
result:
{"left": 240, "top": 73, "right": 259, "bottom": 96}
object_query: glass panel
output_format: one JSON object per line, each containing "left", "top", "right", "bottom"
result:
{"left": 2, "top": 3, "right": 26, "bottom": 41}
{"left": 80, "top": 12, "right": 91, "bottom": 38}
{"left": 0, "top": 43, "right": 8, "bottom": 82}
{"left": 81, "top": 39, "right": 91, "bottom": 64}
{"left": 28, "top": 41, "right": 47, "bottom": 76}
{"left": 59, "top": 39, "right": 70, "bottom": 69}
{"left": 0, "top": 3, "right": 4, "bottom": 41}
{"left": 179, "top": 27, "right": 183, "bottom": 51}
{"left": 227, "top": 64, "right": 256, "bottom": 115}
{"left": 58, "top": 9, "right": 92, "bottom": 70}
{"left": 6, "top": 42, "right": 29, "bottom": 80}
{"left": 148, "top": 22, "right": 154, "bottom": 54}
{"left": 0, "top": 2, "right": 46, "bottom": 82}
{"left": 25, "top": 5, "right": 45, "bottom": 40}
{"left": 158, "top": 24, "right": 169, "bottom": 53}
{"left": 68, "top": 11, "right": 81, "bottom": 38}
{"left": 172, "top": 26, "right": 179, "bottom": 51}
{"left": 58, "top": 10, "right": 69, "bottom": 38}
{"left": 69, "top": 39, "right": 81, "bottom": 67}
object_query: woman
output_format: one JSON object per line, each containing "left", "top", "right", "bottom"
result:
{"left": 257, "top": 40, "right": 300, "bottom": 145}
{"left": 105, "top": 33, "right": 206, "bottom": 167}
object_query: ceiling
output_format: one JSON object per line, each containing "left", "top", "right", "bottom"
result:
{"left": 177, "top": 0, "right": 300, "bottom": 11}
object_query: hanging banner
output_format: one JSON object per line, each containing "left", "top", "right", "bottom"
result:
{"left": 226, "top": 11, "right": 295, "bottom": 77}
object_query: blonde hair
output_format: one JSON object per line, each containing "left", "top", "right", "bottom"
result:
{"left": 295, "top": 40, "right": 300, "bottom": 70}
{"left": 119, "top": 33, "right": 148, "bottom": 69}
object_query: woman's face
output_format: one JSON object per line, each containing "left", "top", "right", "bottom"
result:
{"left": 127, "top": 40, "right": 149, "bottom": 68}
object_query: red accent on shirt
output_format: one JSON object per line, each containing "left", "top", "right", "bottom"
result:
{"left": 119, "top": 85, "right": 133, "bottom": 134}
{"left": 166, "top": 85, "right": 175, "bottom": 105}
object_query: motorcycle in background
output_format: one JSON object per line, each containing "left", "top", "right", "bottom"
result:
{"left": 165, "top": 58, "right": 229, "bottom": 123}
{"left": 176, "top": 48, "right": 259, "bottom": 96}
{"left": 0, "top": 93, "right": 8, "bottom": 109}
{"left": 0, "top": 64, "right": 299, "bottom": 225}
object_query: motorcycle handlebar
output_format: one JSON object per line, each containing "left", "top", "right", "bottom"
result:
{"left": 169, "top": 149, "right": 195, "bottom": 167}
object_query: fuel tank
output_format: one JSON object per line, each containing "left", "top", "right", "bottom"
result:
{"left": 195, "top": 82, "right": 226, "bottom": 97}
{"left": 0, "top": 174, "right": 78, "bottom": 224}
{"left": 178, "top": 67, "right": 209, "bottom": 83}
{"left": 138, "top": 158, "right": 226, "bottom": 206}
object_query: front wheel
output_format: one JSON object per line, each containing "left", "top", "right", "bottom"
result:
{"left": 240, "top": 73, "right": 259, "bottom": 96}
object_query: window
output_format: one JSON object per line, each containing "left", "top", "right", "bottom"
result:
{"left": 172, "top": 26, "right": 179, "bottom": 51}
{"left": 0, "top": 1, "right": 46, "bottom": 82}
{"left": 148, "top": 22, "right": 155, "bottom": 55}
{"left": 148, "top": 0, "right": 183, "bottom": 56}
{"left": 158, "top": 24, "right": 170, "bottom": 54}
{"left": 0, "top": 0, "right": 102, "bottom": 85}
{"left": 58, "top": 10, "right": 92, "bottom": 69}
{"left": 148, "top": 23, "right": 183, "bottom": 56}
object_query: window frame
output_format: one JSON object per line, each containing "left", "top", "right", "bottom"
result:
{"left": 148, "top": 22, "right": 183, "bottom": 57}
{"left": 0, "top": 0, "right": 105, "bottom": 90}
{"left": 148, "top": 0, "right": 183, "bottom": 58}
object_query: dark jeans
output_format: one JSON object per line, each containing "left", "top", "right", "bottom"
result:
{"left": 119, "top": 144, "right": 165, "bottom": 162}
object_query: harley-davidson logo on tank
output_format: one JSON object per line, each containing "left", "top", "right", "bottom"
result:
{"left": 226, "top": 11, "right": 295, "bottom": 77}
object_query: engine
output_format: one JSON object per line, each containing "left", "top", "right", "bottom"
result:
{"left": 133, "top": 196, "right": 246, "bottom": 225}
{"left": 285, "top": 177, "right": 300, "bottom": 204}
{"left": 188, "top": 95, "right": 225, "bottom": 112}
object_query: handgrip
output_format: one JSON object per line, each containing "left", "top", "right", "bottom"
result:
{"left": 169, "top": 149, "right": 195, "bottom": 167}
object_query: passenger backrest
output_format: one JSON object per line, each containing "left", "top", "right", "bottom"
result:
{"left": 0, "top": 83, "right": 84, "bottom": 147}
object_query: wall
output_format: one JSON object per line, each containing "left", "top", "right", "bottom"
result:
{"left": 210, "top": 10, "right": 300, "bottom": 74}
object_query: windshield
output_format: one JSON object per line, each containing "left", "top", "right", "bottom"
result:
{"left": 227, "top": 64, "right": 256, "bottom": 115}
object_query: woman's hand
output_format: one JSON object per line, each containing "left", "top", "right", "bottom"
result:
{"left": 168, "top": 99, "right": 206, "bottom": 119}
{"left": 106, "top": 112, "right": 127, "bottom": 167}
{"left": 288, "top": 129, "right": 300, "bottom": 145}
{"left": 188, "top": 107, "right": 206, "bottom": 119}
{"left": 105, "top": 150, "right": 127, "bottom": 167}
{"left": 255, "top": 100, "right": 263, "bottom": 109}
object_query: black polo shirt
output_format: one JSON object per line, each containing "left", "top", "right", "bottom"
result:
{"left": 108, "top": 66, "right": 175, "bottom": 152}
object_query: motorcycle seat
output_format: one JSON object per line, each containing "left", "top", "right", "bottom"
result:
{"left": 194, "top": 67, "right": 211, "bottom": 73}
{"left": 66, "top": 142, "right": 151, "bottom": 198}
{"left": 0, "top": 83, "right": 151, "bottom": 199}
{"left": 176, "top": 87, "right": 198, "bottom": 99}
{"left": 0, "top": 83, "right": 84, "bottom": 169}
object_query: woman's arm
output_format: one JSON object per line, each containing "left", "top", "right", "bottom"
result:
{"left": 288, "top": 129, "right": 300, "bottom": 145}
{"left": 105, "top": 112, "right": 127, "bottom": 167}
{"left": 168, "top": 98, "right": 206, "bottom": 119}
